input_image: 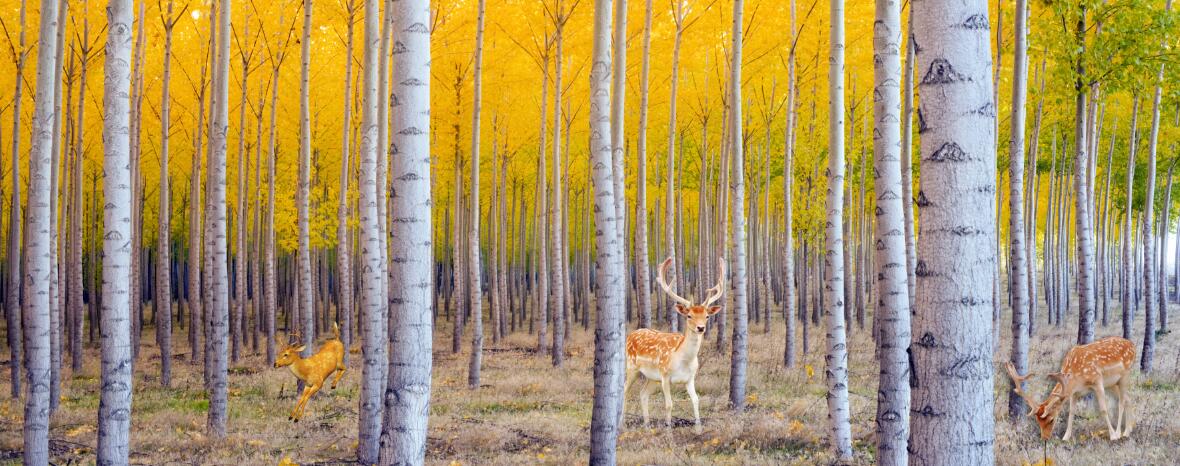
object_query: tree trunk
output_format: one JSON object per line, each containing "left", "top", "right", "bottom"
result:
{"left": 297, "top": 0, "right": 315, "bottom": 359}
{"left": 665, "top": 0, "right": 684, "bottom": 333}
{"left": 232, "top": 21, "right": 252, "bottom": 364}
{"left": 871, "top": 0, "right": 910, "bottom": 460}
{"left": 377, "top": 0, "right": 432, "bottom": 458}
{"left": 204, "top": 0, "right": 232, "bottom": 439}
{"left": 588, "top": 0, "right": 625, "bottom": 460}
{"left": 550, "top": 17, "right": 566, "bottom": 367}
{"left": 157, "top": 0, "right": 178, "bottom": 388}
{"left": 190, "top": 13, "right": 213, "bottom": 365}
{"left": 46, "top": 0, "right": 67, "bottom": 413}
{"left": 1142, "top": 0, "right": 1170, "bottom": 370}
{"left": 822, "top": 0, "right": 852, "bottom": 459}
{"left": 901, "top": 10, "right": 917, "bottom": 313}
{"left": 634, "top": 0, "right": 653, "bottom": 330}
{"left": 909, "top": 0, "right": 997, "bottom": 462}
{"left": 467, "top": 0, "right": 486, "bottom": 388}
{"left": 97, "top": 0, "right": 135, "bottom": 458}
{"left": 355, "top": 0, "right": 388, "bottom": 458}
{"left": 1073, "top": 8, "right": 1097, "bottom": 345}
{"left": 782, "top": 0, "right": 797, "bottom": 368}
{"left": 1006, "top": 0, "right": 1031, "bottom": 421}
{"left": 6, "top": 0, "right": 27, "bottom": 401}
{"left": 21, "top": 0, "right": 61, "bottom": 459}
{"left": 611, "top": 0, "right": 628, "bottom": 281}
{"left": 1158, "top": 161, "right": 1175, "bottom": 334}
{"left": 335, "top": 0, "right": 355, "bottom": 365}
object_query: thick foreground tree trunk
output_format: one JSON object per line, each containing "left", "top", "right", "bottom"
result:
{"left": 909, "top": 0, "right": 997, "bottom": 462}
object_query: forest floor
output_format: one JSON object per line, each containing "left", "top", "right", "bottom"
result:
{"left": 3, "top": 303, "right": 1180, "bottom": 465}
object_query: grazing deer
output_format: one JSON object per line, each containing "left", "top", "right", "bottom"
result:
{"left": 622, "top": 257, "right": 724, "bottom": 434}
{"left": 274, "top": 322, "right": 346, "bottom": 422}
{"left": 1005, "top": 336, "right": 1136, "bottom": 441}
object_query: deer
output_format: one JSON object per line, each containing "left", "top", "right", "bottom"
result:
{"left": 274, "top": 322, "right": 347, "bottom": 422}
{"left": 1004, "top": 336, "right": 1136, "bottom": 442}
{"left": 622, "top": 256, "right": 725, "bottom": 434}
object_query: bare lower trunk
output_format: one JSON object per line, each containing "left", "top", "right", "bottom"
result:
{"left": 204, "top": 0, "right": 232, "bottom": 439}
{"left": 355, "top": 0, "right": 388, "bottom": 457}
{"left": 909, "top": 0, "right": 997, "bottom": 461}
{"left": 1006, "top": 0, "right": 1031, "bottom": 420}
{"left": 871, "top": 0, "right": 910, "bottom": 460}
{"left": 587, "top": 0, "right": 625, "bottom": 460}
{"left": 377, "top": 0, "right": 433, "bottom": 458}
{"left": 466, "top": 0, "right": 487, "bottom": 389}
{"left": 822, "top": 0, "right": 852, "bottom": 458}
{"left": 97, "top": 0, "right": 135, "bottom": 459}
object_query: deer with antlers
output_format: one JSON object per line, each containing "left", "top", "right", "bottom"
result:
{"left": 622, "top": 257, "right": 725, "bottom": 434}
{"left": 1005, "top": 336, "right": 1136, "bottom": 441}
{"left": 274, "top": 322, "right": 347, "bottom": 422}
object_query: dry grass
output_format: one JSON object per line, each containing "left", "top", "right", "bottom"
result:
{"left": 2, "top": 302, "right": 1180, "bottom": 465}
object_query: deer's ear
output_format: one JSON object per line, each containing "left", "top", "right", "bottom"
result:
{"left": 293, "top": 345, "right": 307, "bottom": 353}
{"left": 674, "top": 304, "right": 691, "bottom": 317}
{"left": 707, "top": 306, "right": 722, "bottom": 316}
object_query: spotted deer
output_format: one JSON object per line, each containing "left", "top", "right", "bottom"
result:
{"left": 622, "top": 257, "right": 724, "bottom": 434}
{"left": 274, "top": 322, "right": 347, "bottom": 422}
{"left": 1005, "top": 336, "right": 1136, "bottom": 441}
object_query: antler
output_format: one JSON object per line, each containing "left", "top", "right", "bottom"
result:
{"left": 1005, "top": 362, "right": 1040, "bottom": 413}
{"left": 700, "top": 258, "right": 726, "bottom": 307}
{"left": 287, "top": 329, "right": 302, "bottom": 347}
{"left": 655, "top": 257, "right": 692, "bottom": 307}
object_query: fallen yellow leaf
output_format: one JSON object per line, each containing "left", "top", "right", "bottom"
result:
{"left": 246, "top": 439, "right": 266, "bottom": 447}
{"left": 277, "top": 456, "right": 299, "bottom": 466}
{"left": 66, "top": 424, "right": 95, "bottom": 437}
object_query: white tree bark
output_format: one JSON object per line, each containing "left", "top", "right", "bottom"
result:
{"left": 1123, "top": 98, "right": 1140, "bottom": 341}
{"left": 356, "top": 0, "right": 388, "bottom": 458}
{"left": 21, "top": 0, "right": 60, "bottom": 460}
{"left": 727, "top": 0, "right": 752, "bottom": 416}
{"left": 97, "top": 0, "right": 134, "bottom": 459}
{"left": 610, "top": 0, "right": 627, "bottom": 270}
{"left": 204, "top": 0, "right": 232, "bottom": 439}
{"left": 1142, "top": 0, "right": 1171, "bottom": 372}
{"left": 378, "top": 0, "right": 432, "bottom": 459}
{"left": 588, "top": 0, "right": 625, "bottom": 460}
{"left": 297, "top": 0, "right": 315, "bottom": 356}
{"left": 782, "top": 0, "right": 797, "bottom": 368}
{"left": 1007, "top": 0, "right": 1031, "bottom": 420}
{"left": 157, "top": 0, "right": 179, "bottom": 388}
{"left": 550, "top": 17, "right": 566, "bottom": 367}
{"left": 871, "top": 0, "right": 910, "bottom": 460}
{"left": 822, "top": 0, "right": 853, "bottom": 459}
{"left": 337, "top": 0, "right": 356, "bottom": 361}
{"left": 901, "top": 11, "right": 917, "bottom": 312}
{"left": 4, "top": 0, "right": 27, "bottom": 400}
{"left": 665, "top": 0, "right": 685, "bottom": 333}
{"left": 467, "top": 0, "right": 487, "bottom": 388}
{"left": 909, "top": 0, "right": 997, "bottom": 462}
{"left": 634, "top": 0, "right": 653, "bottom": 330}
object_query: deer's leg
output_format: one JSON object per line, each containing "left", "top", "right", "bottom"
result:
{"left": 294, "top": 383, "right": 323, "bottom": 422}
{"left": 1094, "top": 382, "right": 1119, "bottom": 440}
{"left": 290, "top": 385, "right": 314, "bottom": 421}
{"left": 639, "top": 379, "right": 657, "bottom": 428}
{"left": 1118, "top": 375, "right": 1133, "bottom": 438}
{"left": 1112, "top": 382, "right": 1124, "bottom": 435}
{"left": 686, "top": 377, "right": 701, "bottom": 434}
{"left": 331, "top": 364, "right": 346, "bottom": 389}
{"left": 660, "top": 375, "right": 674, "bottom": 429}
{"left": 621, "top": 368, "right": 638, "bottom": 428}
{"left": 1062, "top": 395, "right": 1076, "bottom": 441}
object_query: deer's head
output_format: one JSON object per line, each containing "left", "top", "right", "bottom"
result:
{"left": 274, "top": 331, "right": 306, "bottom": 369}
{"left": 1005, "top": 362, "right": 1073, "bottom": 439}
{"left": 655, "top": 257, "right": 725, "bottom": 335}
